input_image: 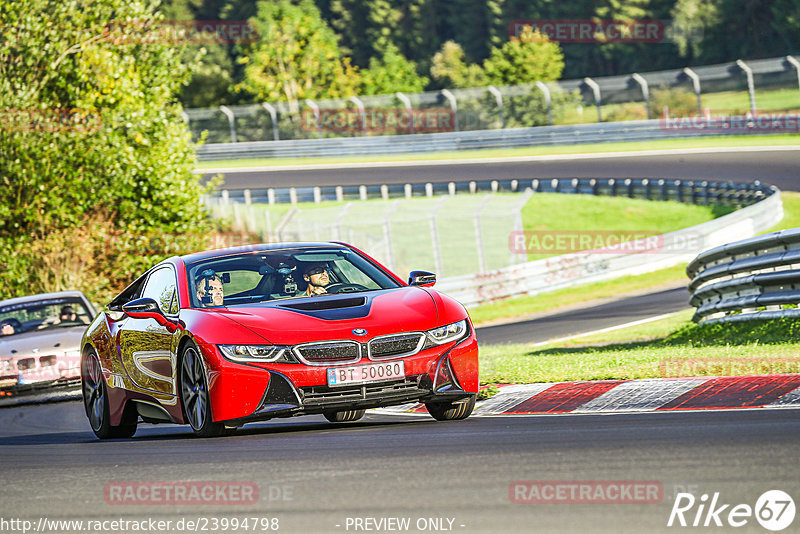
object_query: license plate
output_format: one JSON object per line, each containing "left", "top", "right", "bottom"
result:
{"left": 327, "top": 361, "right": 405, "bottom": 387}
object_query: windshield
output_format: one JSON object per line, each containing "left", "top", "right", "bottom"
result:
{"left": 0, "top": 297, "right": 92, "bottom": 337}
{"left": 186, "top": 247, "right": 401, "bottom": 308}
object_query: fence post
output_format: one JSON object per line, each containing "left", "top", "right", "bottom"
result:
{"left": 735, "top": 59, "right": 757, "bottom": 115}
{"left": 429, "top": 197, "right": 448, "bottom": 276}
{"left": 682, "top": 68, "right": 703, "bottom": 116}
{"left": 289, "top": 187, "right": 298, "bottom": 205}
{"left": 441, "top": 89, "right": 459, "bottom": 132}
{"left": 425, "top": 183, "right": 433, "bottom": 198}
{"left": 267, "top": 188, "right": 275, "bottom": 206}
{"left": 487, "top": 86, "right": 504, "bottom": 128}
{"left": 631, "top": 73, "right": 651, "bottom": 120}
{"left": 787, "top": 56, "right": 800, "bottom": 96}
{"left": 313, "top": 187, "right": 321, "bottom": 204}
{"left": 473, "top": 195, "right": 492, "bottom": 273}
{"left": 262, "top": 103, "right": 279, "bottom": 141}
{"left": 382, "top": 199, "right": 403, "bottom": 271}
{"left": 243, "top": 189, "right": 252, "bottom": 205}
{"left": 304, "top": 99, "right": 322, "bottom": 139}
{"left": 583, "top": 77, "right": 602, "bottom": 122}
{"left": 535, "top": 81, "right": 553, "bottom": 125}
{"left": 359, "top": 185, "right": 367, "bottom": 201}
{"left": 348, "top": 96, "right": 367, "bottom": 136}
{"left": 336, "top": 186, "right": 344, "bottom": 202}
{"left": 448, "top": 182, "right": 456, "bottom": 196}
{"left": 332, "top": 202, "right": 353, "bottom": 241}
{"left": 395, "top": 92, "right": 414, "bottom": 134}
{"left": 219, "top": 105, "right": 237, "bottom": 143}
{"left": 381, "top": 184, "right": 389, "bottom": 200}
{"left": 404, "top": 184, "right": 412, "bottom": 199}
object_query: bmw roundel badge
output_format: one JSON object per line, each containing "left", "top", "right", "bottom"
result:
{"left": 352, "top": 328, "right": 367, "bottom": 336}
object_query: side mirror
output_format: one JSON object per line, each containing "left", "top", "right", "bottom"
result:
{"left": 122, "top": 298, "right": 163, "bottom": 319}
{"left": 408, "top": 270, "right": 436, "bottom": 287}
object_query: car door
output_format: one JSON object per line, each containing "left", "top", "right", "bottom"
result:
{"left": 117, "top": 266, "right": 181, "bottom": 404}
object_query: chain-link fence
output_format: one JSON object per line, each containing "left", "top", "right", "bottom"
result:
{"left": 185, "top": 55, "right": 800, "bottom": 143}
{"left": 207, "top": 192, "right": 531, "bottom": 279}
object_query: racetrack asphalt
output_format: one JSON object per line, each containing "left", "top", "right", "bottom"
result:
{"left": 1, "top": 400, "right": 799, "bottom": 533}
{"left": 474, "top": 286, "right": 689, "bottom": 346}
{"left": 201, "top": 148, "right": 800, "bottom": 191}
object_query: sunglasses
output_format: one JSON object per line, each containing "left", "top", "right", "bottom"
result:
{"left": 306, "top": 267, "right": 326, "bottom": 275}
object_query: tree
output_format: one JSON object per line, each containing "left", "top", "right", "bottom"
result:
{"left": 430, "top": 41, "right": 488, "bottom": 88}
{"left": 483, "top": 26, "right": 564, "bottom": 85}
{"left": 0, "top": 0, "right": 211, "bottom": 302}
{"left": 237, "top": 0, "right": 360, "bottom": 106}
{"left": 360, "top": 39, "right": 429, "bottom": 95}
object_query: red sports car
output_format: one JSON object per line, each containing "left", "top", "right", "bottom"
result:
{"left": 81, "top": 242, "right": 479, "bottom": 438}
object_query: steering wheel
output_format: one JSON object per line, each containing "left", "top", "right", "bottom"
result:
{"left": 324, "top": 283, "right": 368, "bottom": 294}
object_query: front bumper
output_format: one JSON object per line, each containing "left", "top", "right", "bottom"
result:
{"left": 199, "top": 329, "right": 479, "bottom": 424}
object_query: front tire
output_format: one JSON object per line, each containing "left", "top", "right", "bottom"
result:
{"left": 425, "top": 395, "right": 476, "bottom": 421}
{"left": 324, "top": 409, "right": 366, "bottom": 422}
{"left": 179, "top": 343, "right": 226, "bottom": 438}
{"left": 81, "top": 349, "right": 137, "bottom": 439}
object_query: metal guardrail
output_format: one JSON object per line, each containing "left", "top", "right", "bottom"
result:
{"left": 430, "top": 181, "right": 782, "bottom": 308}
{"left": 196, "top": 118, "right": 792, "bottom": 161}
{"left": 688, "top": 226, "right": 800, "bottom": 323}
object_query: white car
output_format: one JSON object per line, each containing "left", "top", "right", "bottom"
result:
{"left": 0, "top": 291, "right": 96, "bottom": 388}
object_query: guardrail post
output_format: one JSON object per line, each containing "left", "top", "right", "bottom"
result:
{"left": 441, "top": 89, "right": 459, "bottom": 132}
{"left": 487, "top": 86, "right": 504, "bottom": 128}
{"left": 701, "top": 181, "right": 710, "bottom": 205}
{"left": 335, "top": 186, "right": 344, "bottom": 202}
{"left": 550, "top": 178, "right": 559, "bottom": 192}
{"left": 590, "top": 178, "right": 597, "bottom": 195}
{"left": 469, "top": 181, "right": 477, "bottom": 194}
{"left": 219, "top": 105, "right": 237, "bottom": 143}
{"left": 535, "top": 82, "right": 553, "bottom": 125}
{"left": 642, "top": 178, "right": 650, "bottom": 200}
{"left": 243, "top": 189, "right": 252, "bottom": 205}
{"left": 267, "top": 188, "right": 275, "bottom": 206}
{"left": 511, "top": 179, "right": 519, "bottom": 192}
{"left": 395, "top": 92, "right": 414, "bottom": 134}
{"left": 736, "top": 59, "right": 757, "bottom": 115}
{"left": 304, "top": 99, "right": 322, "bottom": 139}
{"left": 348, "top": 96, "right": 367, "bottom": 136}
{"left": 658, "top": 179, "right": 666, "bottom": 201}
{"left": 359, "top": 185, "right": 368, "bottom": 201}
{"left": 531, "top": 179, "right": 539, "bottom": 192}
{"left": 625, "top": 178, "right": 633, "bottom": 198}
{"left": 289, "top": 187, "right": 298, "bottom": 205}
{"left": 682, "top": 68, "right": 703, "bottom": 116}
{"left": 313, "top": 187, "right": 322, "bottom": 204}
{"left": 583, "top": 77, "right": 602, "bottom": 122}
{"left": 425, "top": 183, "right": 433, "bottom": 197}
{"left": 262, "top": 103, "right": 280, "bottom": 141}
{"left": 787, "top": 56, "right": 800, "bottom": 96}
{"left": 675, "top": 180, "right": 683, "bottom": 203}
{"left": 381, "top": 184, "right": 389, "bottom": 200}
{"left": 608, "top": 178, "right": 616, "bottom": 196}
{"left": 631, "top": 73, "right": 651, "bottom": 120}
{"left": 404, "top": 184, "right": 412, "bottom": 199}
{"left": 448, "top": 182, "right": 456, "bottom": 196}
{"left": 571, "top": 178, "right": 578, "bottom": 193}
{"left": 491, "top": 180, "right": 499, "bottom": 193}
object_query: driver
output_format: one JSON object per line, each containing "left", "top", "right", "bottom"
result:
{"left": 58, "top": 306, "right": 77, "bottom": 323}
{"left": 0, "top": 319, "right": 16, "bottom": 336}
{"left": 301, "top": 263, "right": 330, "bottom": 296}
{"left": 195, "top": 275, "right": 224, "bottom": 307}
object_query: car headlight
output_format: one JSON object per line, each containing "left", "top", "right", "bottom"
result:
{"left": 218, "top": 345, "right": 294, "bottom": 363}
{"left": 425, "top": 319, "right": 468, "bottom": 346}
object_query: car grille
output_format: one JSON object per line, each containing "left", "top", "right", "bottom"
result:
{"left": 368, "top": 333, "right": 425, "bottom": 360}
{"left": 299, "top": 376, "right": 426, "bottom": 407}
{"left": 293, "top": 341, "right": 361, "bottom": 366}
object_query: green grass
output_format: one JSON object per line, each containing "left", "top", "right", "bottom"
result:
{"left": 479, "top": 313, "right": 800, "bottom": 384}
{"left": 703, "top": 87, "right": 800, "bottom": 114}
{"left": 197, "top": 134, "right": 800, "bottom": 170}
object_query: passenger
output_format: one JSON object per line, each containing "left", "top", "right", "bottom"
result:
{"left": 195, "top": 275, "right": 224, "bottom": 307}
{"left": 58, "top": 306, "right": 78, "bottom": 323}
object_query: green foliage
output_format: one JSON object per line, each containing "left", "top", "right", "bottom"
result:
{"left": 237, "top": 0, "right": 360, "bottom": 104}
{"left": 429, "top": 41, "right": 488, "bottom": 89}
{"left": 651, "top": 86, "right": 699, "bottom": 116}
{"left": 360, "top": 40, "right": 428, "bottom": 95}
{"left": 484, "top": 27, "right": 564, "bottom": 86}
{"left": 0, "top": 0, "right": 212, "bottom": 303}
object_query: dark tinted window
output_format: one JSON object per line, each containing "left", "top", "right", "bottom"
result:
{"left": 141, "top": 267, "right": 179, "bottom": 314}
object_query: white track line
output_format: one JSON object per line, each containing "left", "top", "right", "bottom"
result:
{"left": 529, "top": 311, "right": 686, "bottom": 348}
{"left": 196, "top": 145, "right": 800, "bottom": 174}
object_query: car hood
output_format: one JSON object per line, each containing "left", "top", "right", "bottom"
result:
{"left": 0, "top": 326, "right": 85, "bottom": 358}
{"left": 214, "top": 287, "right": 442, "bottom": 345}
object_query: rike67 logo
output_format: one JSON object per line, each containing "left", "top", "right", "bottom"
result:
{"left": 668, "top": 490, "right": 796, "bottom": 531}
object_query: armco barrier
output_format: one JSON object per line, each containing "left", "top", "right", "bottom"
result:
{"left": 195, "top": 118, "right": 791, "bottom": 161}
{"left": 435, "top": 184, "right": 782, "bottom": 308}
{"left": 687, "top": 226, "right": 800, "bottom": 323}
